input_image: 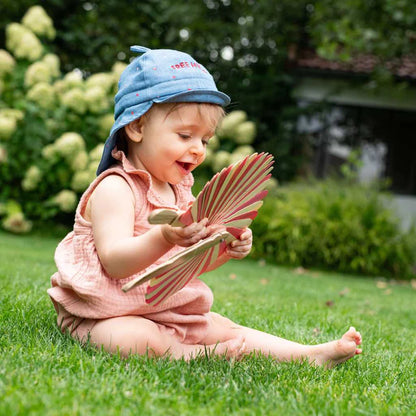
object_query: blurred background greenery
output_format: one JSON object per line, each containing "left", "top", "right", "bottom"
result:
{"left": 0, "top": 0, "right": 415, "bottom": 278}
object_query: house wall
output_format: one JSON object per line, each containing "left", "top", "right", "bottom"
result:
{"left": 293, "top": 77, "right": 416, "bottom": 230}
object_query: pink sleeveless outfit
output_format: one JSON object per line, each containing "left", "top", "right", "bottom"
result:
{"left": 48, "top": 149, "right": 214, "bottom": 344}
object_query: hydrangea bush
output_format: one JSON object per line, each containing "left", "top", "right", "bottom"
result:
{"left": 200, "top": 110, "right": 278, "bottom": 188}
{"left": 0, "top": 7, "right": 125, "bottom": 232}
{"left": 0, "top": 6, "right": 264, "bottom": 233}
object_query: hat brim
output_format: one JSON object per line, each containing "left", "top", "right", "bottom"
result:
{"left": 155, "top": 89, "right": 231, "bottom": 106}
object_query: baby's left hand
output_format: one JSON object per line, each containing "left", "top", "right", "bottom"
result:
{"left": 226, "top": 228, "right": 252, "bottom": 259}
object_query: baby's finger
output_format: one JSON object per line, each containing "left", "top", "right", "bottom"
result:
{"left": 182, "top": 218, "right": 207, "bottom": 236}
{"left": 230, "top": 238, "right": 251, "bottom": 248}
{"left": 206, "top": 224, "right": 225, "bottom": 235}
{"left": 239, "top": 229, "right": 252, "bottom": 241}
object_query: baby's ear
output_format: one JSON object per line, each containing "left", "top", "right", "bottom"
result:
{"left": 125, "top": 119, "right": 143, "bottom": 143}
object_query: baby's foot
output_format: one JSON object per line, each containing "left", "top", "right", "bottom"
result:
{"left": 309, "top": 327, "right": 362, "bottom": 368}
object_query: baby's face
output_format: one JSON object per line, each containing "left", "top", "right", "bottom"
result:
{"left": 129, "top": 103, "right": 221, "bottom": 186}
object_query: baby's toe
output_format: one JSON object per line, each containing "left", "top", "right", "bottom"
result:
{"left": 343, "top": 326, "right": 356, "bottom": 339}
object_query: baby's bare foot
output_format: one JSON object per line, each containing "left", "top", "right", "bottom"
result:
{"left": 309, "top": 327, "right": 362, "bottom": 368}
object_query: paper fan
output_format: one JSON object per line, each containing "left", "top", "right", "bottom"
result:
{"left": 122, "top": 152, "right": 274, "bottom": 305}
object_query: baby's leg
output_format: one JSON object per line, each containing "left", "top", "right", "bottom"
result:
{"left": 204, "top": 313, "right": 362, "bottom": 367}
{"left": 86, "top": 315, "right": 245, "bottom": 360}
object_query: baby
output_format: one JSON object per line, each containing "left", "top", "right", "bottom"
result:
{"left": 48, "top": 46, "right": 362, "bottom": 366}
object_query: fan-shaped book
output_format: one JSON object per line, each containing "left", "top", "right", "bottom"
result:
{"left": 122, "top": 152, "right": 274, "bottom": 306}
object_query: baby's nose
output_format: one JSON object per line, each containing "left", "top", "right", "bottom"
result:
{"left": 190, "top": 140, "right": 205, "bottom": 156}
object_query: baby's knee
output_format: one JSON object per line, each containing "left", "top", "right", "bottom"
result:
{"left": 90, "top": 316, "right": 168, "bottom": 357}
{"left": 120, "top": 319, "right": 167, "bottom": 357}
{"left": 210, "top": 312, "right": 240, "bottom": 329}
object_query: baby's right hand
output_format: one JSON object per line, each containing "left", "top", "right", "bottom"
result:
{"left": 161, "top": 218, "right": 209, "bottom": 247}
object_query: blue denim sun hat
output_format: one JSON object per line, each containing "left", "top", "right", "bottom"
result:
{"left": 96, "top": 45, "right": 231, "bottom": 175}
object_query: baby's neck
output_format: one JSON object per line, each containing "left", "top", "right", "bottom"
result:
{"left": 153, "top": 181, "right": 176, "bottom": 206}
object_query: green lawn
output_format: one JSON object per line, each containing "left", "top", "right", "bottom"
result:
{"left": 0, "top": 231, "right": 415, "bottom": 415}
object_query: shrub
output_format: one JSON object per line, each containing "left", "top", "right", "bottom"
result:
{"left": 0, "top": 6, "right": 127, "bottom": 233}
{"left": 251, "top": 180, "right": 416, "bottom": 279}
{"left": 199, "top": 109, "right": 278, "bottom": 189}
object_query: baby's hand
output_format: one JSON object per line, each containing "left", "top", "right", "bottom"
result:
{"left": 161, "top": 218, "right": 209, "bottom": 247}
{"left": 226, "top": 228, "right": 253, "bottom": 259}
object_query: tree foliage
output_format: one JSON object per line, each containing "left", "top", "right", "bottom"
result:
{"left": 309, "top": 0, "right": 416, "bottom": 61}
{"left": 1, "top": 0, "right": 414, "bottom": 183}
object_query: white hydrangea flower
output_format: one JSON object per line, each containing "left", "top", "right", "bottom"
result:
{"left": 217, "top": 110, "right": 247, "bottom": 139}
{"left": 0, "top": 145, "right": 7, "bottom": 163}
{"left": 265, "top": 177, "right": 279, "bottom": 191}
{"left": 88, "top": 159, "right": 99, "bottom": 175}
{"left": 98, "top": 113, "right": 114, "bottom": 140}
{"left": 52, "top": 79, "right": 67, "bottom": 95}
{"left": 229, "top": 153, "right": 245, "bottom": 165}
{"left": 41, "top": 144, "right": 60, "bottom": 162}
{"left": 27, "top": 82, "right": 56, "bottom": 110}
{"left": 0, "top": 116, "right": 17, "bottom": 140}
{"left": 63, "top": 70, "right": 84, "bottom": 88}
{"left": 202, "top": 147, "right": 213, "bottom": 165}
{"left": 84, "top": 86, "right": 109, "bottom": 114}
{"left": 25, "top": 61, "right": 53, "bottom": 87}
{"left": 0, "top": 108, "right": 24, "bottom": 121}
{"left": 207, "top": 134, "right": 219, "bottom": 150}
{"left": 0, "top": 49, "right": 16, "bottom": 75}
{"left": 86, "top": 73, "right": 115, "bottom": 93}
{"left": 22, "top": 165, "right": 42, "bottom": 191}
{"left": 45, "top": 118, "right": 59, "bottom": 131}
{"left": 89, "top": 144, "right": 104, "bottom": 161}
{"left": 232, "top": 145, "right": 255, "bottom": 157}
{"left": 54, "top": 72, "right": 84, "bottom": 98}
{"left": 70, "top": 150, "right": 89, "bottom": 171}
{"left": 42, "top": 53, "right": 60, "bottom": 77}
{"left": 212, "top": 150, "right": 231, "bottom": 172}
{"left": 112, "top": 62, "right": 127, "bottom": 81}
{"left": 52, "top": 190, "right": 78, "bottom": 213}
{"left": 1, "top": 109, "right": 22, "bottom": 119}
{"left": 71, "top": 170, "right": 94, "bottom": 192}
{"left": 54, "top": 132, "right": 86, "bottom": 158}
{"left": 235, "top": 121, "right": 256, "bottom": 144}
{"left": 6, "top": 23, "right": 26, "bottom": 51}
{"left": 60, "top": 88, "right": 87, "bottom": 114}
{"left": 21, "top": 6, "right": 56, "bottom": 39}
{"left": 7, "top": 23, "right": 43, "bottom": 61}
{"left": 2, "top": 212, "right": 32, "bottom": 233}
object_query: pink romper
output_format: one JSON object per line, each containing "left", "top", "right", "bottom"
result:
{"left": 48, "top": 149, "right": 214, "bottom": 344}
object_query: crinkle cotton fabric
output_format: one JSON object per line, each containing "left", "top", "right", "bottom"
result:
{"left": 48, "top": 148, "right": 214, "bottom": 343}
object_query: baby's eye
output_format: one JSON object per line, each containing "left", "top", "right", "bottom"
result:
{"left": 178, "top": 133, "right": 191, "bottom": 140}
{"left": 202, "top": 139, "right": 209, "bottom": 146}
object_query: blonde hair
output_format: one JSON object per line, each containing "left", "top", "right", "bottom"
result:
{"left": 118, "top": 102, "right": 225, "bottom": 155}
{"left": 143, "top": 102, "right": 225, "bottom": 132}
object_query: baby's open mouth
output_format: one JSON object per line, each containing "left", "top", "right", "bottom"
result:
{"left": 177, "top": 161, "right": 192, "bottom": 172}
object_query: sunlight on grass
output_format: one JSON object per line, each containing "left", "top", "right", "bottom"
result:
{"left": 0, "top": 231, "right": 415, "bottom": 415}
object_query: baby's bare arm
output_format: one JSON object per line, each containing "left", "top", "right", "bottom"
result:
{"left": 90, "top": 175, "right": 207, "bottom": 279}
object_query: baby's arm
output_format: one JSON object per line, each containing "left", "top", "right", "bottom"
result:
{"left": 205, "top": 228, "right": 253, "bottom": 272}
{"left": 90, "top": 175, "right": 208, "bottom": 279}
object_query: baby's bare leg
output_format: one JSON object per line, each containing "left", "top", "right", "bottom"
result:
{"left": 204, "top": 313, "right": 362, "bottom": 367}
{"left": 86, "top": 315, "right": 245, "bottom": 360}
